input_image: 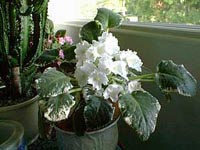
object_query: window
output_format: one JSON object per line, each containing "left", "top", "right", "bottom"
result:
{"left": 48, "top": 0, "right": 200, "bottom": 25}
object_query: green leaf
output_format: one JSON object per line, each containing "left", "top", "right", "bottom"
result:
{"left": 80, "top": 21, "right": 102, "bottom": 43}
{"left": 21, "top": 64, "right": 37, "bottom": 93}
{"left": 119, "top": 90, "right": 161, "bottom": 141}
{"left": 156, "top": 60, "right": 197, "bottom": 96}
{"left": 55, "top": 29, "right": 66, "bottom": 37}
{"left": 94, "top": 8, "right": 123, "bottom": 30}
{"left": 36, "top": 68, "right": 72, "bottom": 97}
{"left": 33, "top": 0, "right": 48, "bottom": 14}
{"left": 35, "top": 49, "right": 58, "bottom": 66}
{"left": 62, "top": 45, "right": 76, "bottom": 61}
{"left": 84, "top": 95, "right": 114, "bottom": 130}
{"left": 72, "top": 100, "right": 86, "bottom": 136}
{"left": 46, "top": 93, "right": 75, "bottom": 121}
{"left": 163, "top": 0, "right": 174, "bottom": 5}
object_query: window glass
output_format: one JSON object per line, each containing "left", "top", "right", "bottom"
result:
{"left": 48, "top": 0, "right": 200, "bottom": 25}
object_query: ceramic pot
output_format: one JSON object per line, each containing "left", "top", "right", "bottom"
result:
{"left": 0, "top": 96, "right": 39, "bottom": 145}
{"left": 0, "top": 120, "right": 24, "bottom": 150}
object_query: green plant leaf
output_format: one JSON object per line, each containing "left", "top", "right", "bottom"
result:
{"left": 94, "top": 8, "right": 122, "bottom": 30}
{"left": 35, "top": 49, "right": 58, "bottom": 66}
{"left": 46, "top": 93, "right": 75, "bottom": 121}
{"left": 21, "top": 64, "right": 37, "bottom": 93}
{"left": 72, "top": 100, "right": 87, "bottom": 136}
{"left": 80, "top": 21, "right": 102, "bottom": 43}
{"left": 33, "top": 0, "right": 48, "bottom": 14}
{"left": 55, "top": 29, "right": 66, "bottom": 37}
{"left": 156, "top": 60, "right": 197, "bottom": 96}
{"left": 62, "top": 45, "right": 76, "bottom": 61}
{"left": 163, "top": 0, "right": 174, "bottom": 5}
{"left": 119, "top": 90, "right": 161, "bottom": 141}
{"left": 36, "top": 68, "right": 72, "bottom": 97}
{"left": 84, "top": 95, "right": 114, "bottom": 130}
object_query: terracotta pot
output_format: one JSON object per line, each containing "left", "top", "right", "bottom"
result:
{"left": 0, "top": 96, "right": 39, "bottom": 145}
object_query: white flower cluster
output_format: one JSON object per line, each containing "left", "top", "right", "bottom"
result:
{"left": 74, "top": 32, "right": 143, "bottom": 102}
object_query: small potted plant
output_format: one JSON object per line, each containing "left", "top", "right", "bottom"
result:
{"left": 0, "top": 0, "right": 48, "bottom": 144}
{"left": 36, "top": 8, "right": 197, "bottom": 150}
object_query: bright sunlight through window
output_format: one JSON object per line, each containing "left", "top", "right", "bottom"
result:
{"left": 48, "top": 0, "right": 200, "bottom": 25}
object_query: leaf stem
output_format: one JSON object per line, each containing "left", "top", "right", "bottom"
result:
{"left": 129, "top": 73, "right": 155, "bottom": 82}
{"left": 69, "top": 88, "right": 82, "bottom": 94}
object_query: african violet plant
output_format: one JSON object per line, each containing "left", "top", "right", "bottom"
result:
{"left": 36, "top": 8, "right": 197, "bottom": 140}
{"left": 0, "top": 0, "right": 48, "bottom": 102}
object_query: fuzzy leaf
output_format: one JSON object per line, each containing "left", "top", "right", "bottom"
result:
{"left": 35, "top": 49, "right": 58, "bottom": 66}
{"left": 156, "top": 60, "right": 197, "bottom": 96}
{"left": 62, "top": 45, "right": 76, "bottom": 61}
{"left": 119, "top": 90, "right": 161, "bottom": 141}
{"left": 55, "top": 29, "right": 66, "bottom": 37}
{"left": 84, "top": 96, "right": 114, "bottom": 130}
{"left": 46, "top": 93, "right": 75, "bottom": 121}
{"left": 36, "top": 68, "right": 72, "bottom": 97}
{"left": 80, "top": 21, "right": 102, "bottom": 43}
{"left": 94, "top": 8, "right": 122, "bottom": 30}
{"left": 72, "top": 100, "right": 86, "bottom": 136}
{"left": 21, "top": 64, "right": 37, "bottom": 93}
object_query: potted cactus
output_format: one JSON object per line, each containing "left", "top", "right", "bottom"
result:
{"left": 0, "top": 0, "right": 48, "bottom": 145}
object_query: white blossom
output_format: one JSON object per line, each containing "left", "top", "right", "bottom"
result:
{"left": 103, "top": 84, "right": 123, "bottom": 102}
{"left": 110, "top": 60, "right": 128, "bottom": 80}
{"left": 88, "top": 70, "right": 109, "bottom": 91}
{"left": 98, "top": 55, "right": 113, "bottom": 74}
{"left": 116, "top": 50, "right": 143, "bottom": 72}
{"left": 74, "top": 62, "right": 96, "bottom": 87}
{"left": 96, "top": 32, "right": 120, "bottom": 56}
{"left": 85, "top": 46, "right": 99, "bottom": 62}
{"left": 75, "top": 41, "right": 90, "bottom": 66}
{"left": 127, "top": 80, "right": 142, "bottom": 93}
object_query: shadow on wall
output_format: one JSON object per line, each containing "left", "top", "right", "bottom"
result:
{"left": 114, "top": 26, "right": 200, "bottom": 150}
{"left": 118, "top": 83, "right": 200, "bottom": 150}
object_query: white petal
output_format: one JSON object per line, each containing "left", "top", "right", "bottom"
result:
{"left": 97, "top": 32, "right": 120, "bottom": 56}
{"left": 88, "top": 70, "right": 108, "bottom": 90}
{"left": 98, "top": 55, "right": 113, "bottom": 74}
{"left": 85, "top": 46, "right": 99, "bottom": 62}
{"left": 75, "top": 41, "right": 91, "bottom": 66}
{"left": 116, "top": 50, "right": 143, "bottom": 72}
{"left": 103, "top": 84, "right": 123, "bottom": 102}
{"left": 110, "top": 61, "right": 128, "bottom": 80}
{"left": 127, "top": 80, "right": 142, "bottom": 93}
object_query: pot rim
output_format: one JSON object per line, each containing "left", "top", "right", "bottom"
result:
{"left": 0, "top": 95, "right": 39, "bottom": 112}
{"left": 54, "top": 116, "right": 120, "bottom": 135}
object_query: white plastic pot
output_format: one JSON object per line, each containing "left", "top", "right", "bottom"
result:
{"left": 55, "top": 118, "right": 119, "bottom": 150}
{"left": 0, "top": 120, "right": 25, "bottom": 150}
{"left": 0, "top": 95, "right": 39, "bottom": 145}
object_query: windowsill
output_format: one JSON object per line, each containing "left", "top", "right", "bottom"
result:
{"left": 60, "top": 20, "right": 200, "bottom": 40}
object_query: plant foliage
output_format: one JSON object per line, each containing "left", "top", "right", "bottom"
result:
{"left": 36, "top": 8, "right": 197, "bottom": 141}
